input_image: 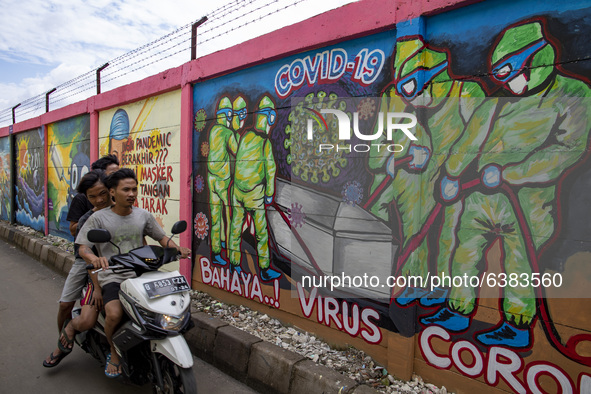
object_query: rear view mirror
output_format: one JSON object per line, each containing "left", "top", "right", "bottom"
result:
{"left": 171, "top": 221, "right": 187, "bottom": 235}
{"left": 88, "top": 229, "right": 111, "bottom": 243}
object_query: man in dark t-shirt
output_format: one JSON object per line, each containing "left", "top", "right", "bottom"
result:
{"left": 67, "top": 155, "right": 119, "bottom": 236}
{"left": 66, "top": 193, "right": 94, "bottom": 236}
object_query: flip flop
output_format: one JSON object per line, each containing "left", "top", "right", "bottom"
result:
{"left": 57, "top": 318, "right": 74, "bottom": 354}
{"left": 42, "top": 350, "right": 68, "bottom": 368}
{"left": 104, "top": 353, "right": 121, "bottom": 378}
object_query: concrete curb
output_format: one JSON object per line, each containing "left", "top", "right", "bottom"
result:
{"left": 0, "top": 221, "right": 380, "bottom": 394}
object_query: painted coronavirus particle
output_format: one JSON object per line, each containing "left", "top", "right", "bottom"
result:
{"left": 201, "top": 141, "right": 210, "bottom": 158}
{"left": 288, "top": 202, "right": 306, "bottom": 228}
{"left": 357, "top": 98, "right": 376, "bottom": 120}
{"left": 194, "top": 174, "right": 205, "bottom": 193}
{"left": 194, "top": 212, "right": 209, "bottom": 240}
{"left": 342, "top": 181, "right": 363, "bottom": 206}
{"left": 194, "top": 108, "right": 207, "bottom": 132}
{"left": 286, "top": 91, "right": 350, "bottom": 184}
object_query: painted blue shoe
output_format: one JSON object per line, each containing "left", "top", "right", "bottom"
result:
{"left": 420, "top": 307, "right": 470, "bottom": 332}
{"left": 476, "top": 322, "right": 531, "bottom": 348}
{"left": 221, "top": 242, "right": 226, "bottom": 248}
{"left": 213, "top": 253, "right": 228, "bottom": 266}
{"left": 230, "top": 264, "right": 243, "bottom": 275}
{"left": 396, "top": 287, "right": 428, "bottom": 306}
{"left": 419, "top": 287, "right": 448, "bottom": 307}
{"left": 260, "top": 267, "right": 282, "bottom": 282}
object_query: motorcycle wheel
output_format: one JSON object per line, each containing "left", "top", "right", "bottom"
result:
{"left": 154, "top": 357, "right": 197, "bottom": 394}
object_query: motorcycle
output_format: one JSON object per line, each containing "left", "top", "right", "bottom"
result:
{"left": 73, "top": 220, "right": 196, "bottom": 393}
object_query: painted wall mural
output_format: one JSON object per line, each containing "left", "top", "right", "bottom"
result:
{"left": 0, "top": 136, "right": 10, "bottom": 221}
{"left": 15, "top": 128, "right": 45, "bottom": 232}
{"left": 98, "top": 90, "right": 182, "bottom": 241}
{"left": 47, "top": 115, "right": 91, "bottom": 240}
{"left": 192, "top": 30, "right": 396, "bottom": 331}
{"left": 192, "top": 1, "right": 591, "bottom": 392}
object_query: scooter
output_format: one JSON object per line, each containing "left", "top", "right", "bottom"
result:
{"left": 73, "top": 220, "right": 196, "bottom": 393}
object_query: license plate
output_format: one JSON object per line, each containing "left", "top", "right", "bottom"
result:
{"left": 143, "top": 276, "right": 190, "bottom": 299}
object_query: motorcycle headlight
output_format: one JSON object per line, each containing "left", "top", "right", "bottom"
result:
{"left": 158, "top": 312, "right": 188, "bottom": 331}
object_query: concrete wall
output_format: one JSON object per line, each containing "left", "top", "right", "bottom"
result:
{"left": 47, "top": 114, "right": 91, "bottom": 240}
{"left": 2, "top": 0, "right": 591, "bottom": 392}
{"left": 190, "top": 0, "right": 591, "bottom": 393}
{"left": 14, "top": 127, "right": 45, "bottom": 232}
{"left": 0, "top": 135, "right": 10, "bottom": 221}
{"left": 98, "top": 91, "right": 182, "bottom": 232}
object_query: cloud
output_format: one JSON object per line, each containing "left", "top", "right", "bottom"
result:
{"left": 0, "top": 0, "right": 359, "bottom": 123}
{"left": 0, "top": 0, "right": 216, "bottom": 116}
{"left": 0, "top": 0, "right": 212, "bottom": 66}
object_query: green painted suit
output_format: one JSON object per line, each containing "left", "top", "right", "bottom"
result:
{"left": 229, "top": 130, "right": 276, "bottom": 269}
{"left": 208, "top": 101, "right": 238, "bottom": 255}
{"left": 447, "top": 75, "right": 591, "bottom": 324}
{"left": 368, "top": 39, "right": 486, "bottom": 282}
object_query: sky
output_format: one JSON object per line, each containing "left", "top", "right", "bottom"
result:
{"left": 0, "top": 0, "right": 358, "bottom": 124}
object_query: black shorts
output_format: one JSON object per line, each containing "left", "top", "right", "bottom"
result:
{"left": 102, "top": 282, "right": 122, "bottom": 305}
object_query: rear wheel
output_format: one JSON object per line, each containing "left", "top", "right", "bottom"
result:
{"left": 154, "top": 357, "right": 197, "bottom": 394}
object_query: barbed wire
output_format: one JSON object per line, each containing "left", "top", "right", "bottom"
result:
{"left": 1, "top": 0, "right": 325, "bottom": 128}
{"left": 100, "top": 0, "right": 300, "bottom": 81}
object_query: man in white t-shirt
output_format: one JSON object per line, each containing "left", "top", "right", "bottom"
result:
{"left": 76, "top": 168, "right": 190, "bottom": 378}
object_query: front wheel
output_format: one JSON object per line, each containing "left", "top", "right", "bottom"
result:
{"left": 154, "top": 356, "right": 197, "bottom": 394}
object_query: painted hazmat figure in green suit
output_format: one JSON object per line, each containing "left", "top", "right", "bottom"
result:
{"left": 229, "top": 95, "right": 282, "bottom": 281}
{"left": 208, "top": 96, "right": 238, "bottom": 266}
{"left": 368, "top": 37, "right": 485, "bottom": 306}
{"left": 232, "top": 96, "right": 247, "bottom": 136}
{"left": 422, "top": 21, "right": 591, "bottom": 349}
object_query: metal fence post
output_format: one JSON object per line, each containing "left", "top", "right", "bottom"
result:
{"left": 96, "top": 63, "right": 109, "bottom": 95}
{"left": 45, "top": 88, "right": 57, "bottom": 113}
{"left": 11, "top": 103, "right": 20, "bottom": 124}
{"left": 191, "top": 16, "right": 208, "bottom": 60}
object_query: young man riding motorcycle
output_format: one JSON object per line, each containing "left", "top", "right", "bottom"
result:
{"left": 75, "top": 168, "right": 190, "bottom": 377}
{"left": 58, "top": 155, "right": 120, "bottom": 333}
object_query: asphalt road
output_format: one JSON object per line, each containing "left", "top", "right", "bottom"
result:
{"left": 0, "top": 239, "right": 257, "bottom": 394}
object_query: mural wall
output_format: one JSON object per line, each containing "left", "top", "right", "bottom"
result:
{"left": 47, "top": 115, "right": 91, "bottom": 240}
{"left": 98, "top": 90, "right": 182, "bottom": 241}
{"left": 15, "top": 128, "right": 45, "bottom": 232}
{"left": 192, "top": 0, "right": 591, "bottom": 392}
{"left": 1, "top": 0, "right": 590, "bottom": 392}
{"left": 0, "top": 136, "right": 10, "bottom": 221}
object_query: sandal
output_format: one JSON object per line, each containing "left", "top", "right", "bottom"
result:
{"left": 42, "top": 350, "right": 68, "bottom": 368}
{"left": 57, "top": 318, "right": 74, "bottom": 354}
{"left": 105, "top": 353, "right": 121, "bottom": 378}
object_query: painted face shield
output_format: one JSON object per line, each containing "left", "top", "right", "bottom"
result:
{"left": 235, "top": 108, "right": 247, "bottom": 121}
{"left": 216, "top": 108, "right": 233, "bottom": 126}
{"left": 232, "top": 107, "right": 247, "bottom": 130}
{"left": 395, "top": 62, "right": 448, "bottom": 101}
{"left": 492, "top": 39, "right": 548, "bottom": 83}
{"left": 256, "top": 107, "right": 277, "bottom": 132}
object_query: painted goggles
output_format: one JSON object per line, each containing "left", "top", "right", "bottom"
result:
{"left": 492, "top": 39, "right": 548, "bottom": 82}
{"left": 256, "top": 108, "right": 277, "bottom": 125}
{"left": 216, "top": 108, "right": 233, "bottom": 122}
{"left": 396, "top": 62, "right": 448, "bottom": 100}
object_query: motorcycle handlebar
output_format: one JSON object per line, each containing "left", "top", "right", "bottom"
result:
{"left": 87, "top": 264, "right": 125, "bottom": 274}
{"left": 84, "top": 248, "right": 183, "bottom": 274}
